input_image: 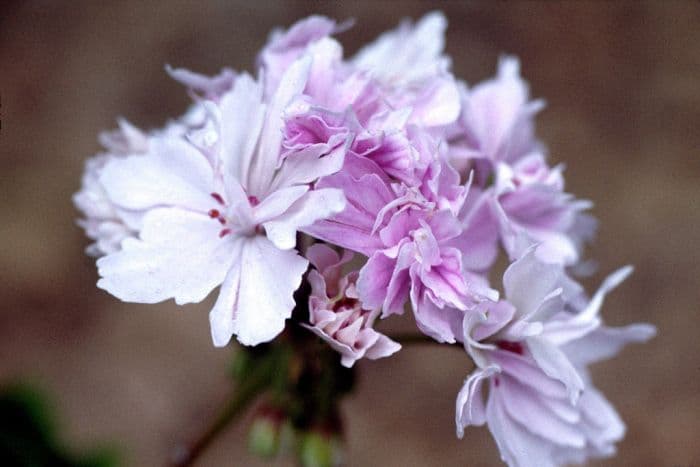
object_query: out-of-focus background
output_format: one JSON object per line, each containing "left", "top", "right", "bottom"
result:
{"left": 1, "top": 1, "right": 698, "bottom": 465}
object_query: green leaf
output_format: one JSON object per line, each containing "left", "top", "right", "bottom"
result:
{"left": 0, "top": 383, "right": 119, "bottom": 467}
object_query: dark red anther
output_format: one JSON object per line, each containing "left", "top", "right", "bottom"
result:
{"left": 496, "top": 340, "right": 524, "bottom": 355}
{"left": 494, "top": 377, "right": 500, "bottom": 387}
{"left": 248, "top": 195, "right": 260, "bottom": 206}
{"left": 211, "top": 192, "right": 225, "bottom": 205}
{"left": 218, "top": 217, "right": 226, "bottom": 225}
{"left": 208, "top": 209, "right": 220, "bottom": 219}
{"left": 219, "top": 228, "right": 232, "bottom": 238}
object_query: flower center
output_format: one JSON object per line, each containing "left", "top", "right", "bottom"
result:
{"left": 208, "top": 191, "right": 264, "bottom": 238}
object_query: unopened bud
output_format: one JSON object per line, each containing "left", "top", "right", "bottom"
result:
{"left": 248, "top": 416, "right": 278, "bottom": 458}
{"left": 298, "top": 431, "right": 343, "bottom": 467}
{"left": 248, "top": 409, "right": 295, "bottom": 459}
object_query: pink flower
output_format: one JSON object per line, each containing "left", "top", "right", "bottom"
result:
{"left": 447, "top": 56, "right": 544, "bottom": 176}
{"left": 257, "top": 15, "right": 342, "bottom": 97}
{"left": 455, "top": 151, "right": 594, "bottom": 269}
{"left": 444, "top": 57, "right": 594, "bottom": 266}
{"left": 351, "top": 11, "right": 460, "bottom": 128}
{"left": 308, "top": 125, "right": 495, "bottom": 343}
{"left": 95, "top": 55, "right": 346, "bottom": 347}
{"left": 456, "top": 248, "right": 655, "bottom": 465}
{"left": 263, "top": 13, "right": 461, "bottom": 186}
{"left": 358, "top": 208, "right": 496, "bottom": 343}
{"left": 303, "top": 244, "right": 400, "bottom": 367}
{"left": 491, "top": 155, "right": 595, "bottom": 265}
{"left": 280, "top": 34, "right": 423, "bottom": 185}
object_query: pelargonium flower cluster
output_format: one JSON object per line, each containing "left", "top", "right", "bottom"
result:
{"left": 75, "top": 12, "right": 654, "bottom": 466}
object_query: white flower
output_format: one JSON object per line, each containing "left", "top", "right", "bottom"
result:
{"left": 96, "top": 55, "right": 346, "bottom": 346}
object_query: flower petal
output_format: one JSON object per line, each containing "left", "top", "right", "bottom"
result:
{"left": 100, "top": 137, "right": 214, "bottom": 212}
{"left": 357, "top": 250, "right": 395, "bottom": 311}
{"left": 254, "top": 185, "right": 309, "bottom": 224}
{"left": 231, "top": 236, "right": 309, "bottom": 346}
{"left": 456, "top": 365, "right": 498, "bottom": 437}
{"left": 499, "top": 376, "right": 586, "bottom": 447}
{"left": 271, "top": 142, "right": 346, "bottom": 191}
{"left": 562, "top": 323, "right": 656, "bottom": 367}
{"left": 209, "top": 239, "right": 246, "bottom": 347}
{"left": 352, "top": 11, "right": 447, "bottom": 86}
{"left": 527, "top": 338, "right": 584, "bottom": 404}
{"left": 217, "top": 73, "right": 266, "bottom": 194}
{"left": 97, "top": 208, "right": 233, "bottom": 305}
{"left": 249, "top": 54, "right": 312, "bottom": 196}
{"left": 487, "top": 394, "right": 557, "bottom": 467}
{"left": 266, "top": 188, "right": 346, "bottom": 250}
{"left": 503, "top": 247, "right": 563, "bottom": 318}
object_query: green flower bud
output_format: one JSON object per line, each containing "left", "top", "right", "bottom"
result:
{"left": 298, "top": 431, "right": 343, "bottom": 467}
{"left": 248, "top": 416, "right": 280, "bottom": 459}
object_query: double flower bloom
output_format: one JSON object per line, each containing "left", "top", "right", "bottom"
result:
{"left": 74, "top": 12, "right": 654, "bottom": 467}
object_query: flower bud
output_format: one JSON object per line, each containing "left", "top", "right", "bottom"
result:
{"left": 247, "top": 408, "right": 295, "bottom": 459}
{"left": 298, "top": 431, "right": 343, "bottom": 467}
{"left": 248, "top": 416, "right": 279, "bottom": 459}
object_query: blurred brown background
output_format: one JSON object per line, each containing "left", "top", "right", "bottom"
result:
{"left": 1, "top": 1, "right": 698, "bottom": 466}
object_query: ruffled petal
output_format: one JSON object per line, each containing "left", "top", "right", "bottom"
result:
{"left": 357, "top": 251, "right": 395, "bottom": 311}
{"left": 352, "top": 11, "right": 448, "bottom": 86}
{"left": 456, "top": 366, "right": 498, "bottom": 437}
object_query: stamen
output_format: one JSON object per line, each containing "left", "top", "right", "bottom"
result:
{"left": 248, "top": 195, "right": 260, "bottom": 206}
{"left": 208, "top": 209, "right": 220, "bottom": 219}
{"left": 211, "top": 192, "right": 225, "bottom": 205}
{"left": 496, "top": 340, "right": 524, "bottom": 355}
{"left": 219, "top": 228, "right": 232, "bottom": 238}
